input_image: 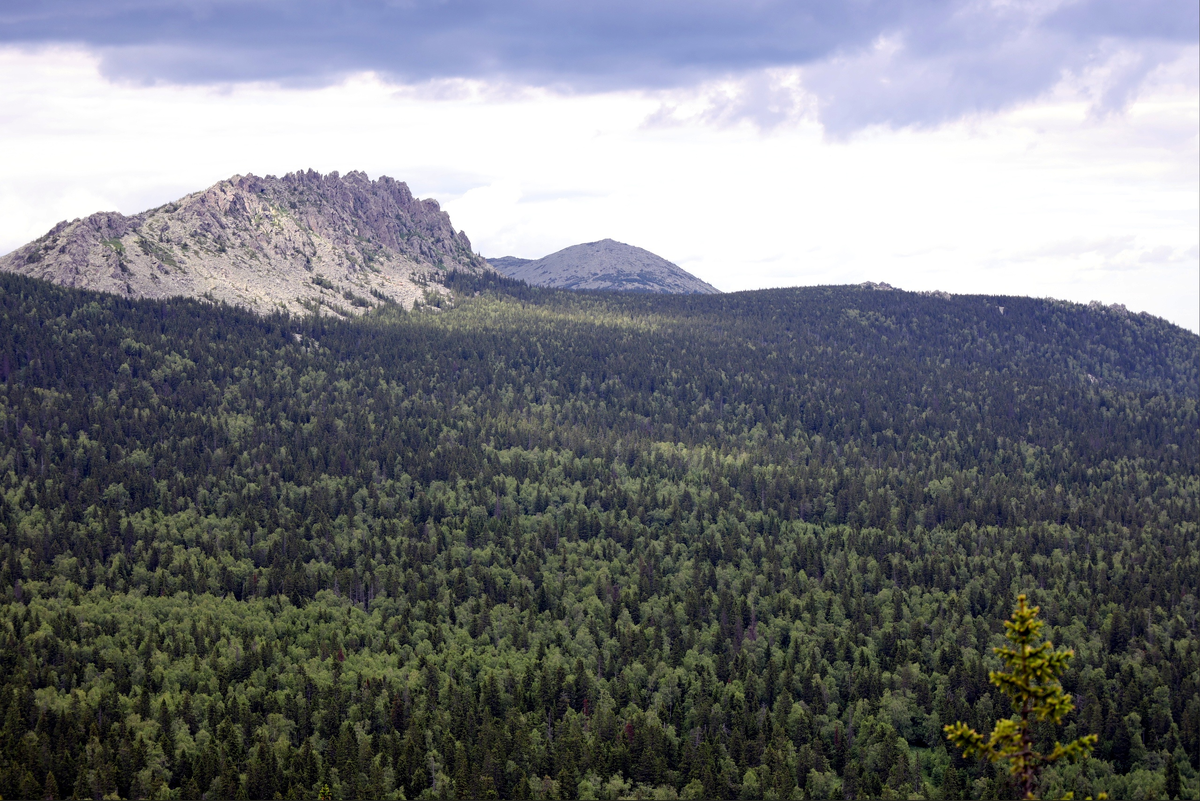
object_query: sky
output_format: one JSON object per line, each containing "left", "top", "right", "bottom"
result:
{"left": 1, "top": 1, "right": 1197, "bottom": 331}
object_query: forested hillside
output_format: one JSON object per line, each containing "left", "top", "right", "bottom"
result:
{"left": 0, "top": 272, "right": 1196, "bottom": 800}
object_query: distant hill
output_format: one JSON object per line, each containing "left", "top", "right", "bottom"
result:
{"left": 0, "top": 170, "right": 492, "bottom": 315}
{"left": 488, "top": 238, "right": 719, "bottom": 294}
{"left": 486, "top": 256, "right": 535, "bottom": 275}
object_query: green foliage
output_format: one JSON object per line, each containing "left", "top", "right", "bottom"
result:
{"left": 136, "top": 235, "right": 179, "bottom": 268}
{"left": 0, "top": 272, "right": 1195, "bottom": 799}
{"left": 945, "top": 595, "right": 1098, "bottom": 798}
{"left": 342, "top": 288, "right": 373, "bottom": 308}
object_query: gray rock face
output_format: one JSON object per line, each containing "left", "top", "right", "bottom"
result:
{"left": 489, "top": 239, "right": 718, "bottom": 294}
{"left": 0, "top": 170, "right": 492, "bottom": 315}
{"left": 485, "top": 256, "right": 534, "bottom": 274}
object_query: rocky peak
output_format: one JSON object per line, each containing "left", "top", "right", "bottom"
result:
{"left": 0, "top": 170, "right": 492, "bottom": 316}
{"left": 488, "top": 239, "right": 718, "bottom": 294}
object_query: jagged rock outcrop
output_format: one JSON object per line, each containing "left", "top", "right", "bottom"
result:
{"left": 489, "top": 239, "right": 718, "bottom": 294}
{"left": 0, "top": 170, "right": 492, "bottom": 315}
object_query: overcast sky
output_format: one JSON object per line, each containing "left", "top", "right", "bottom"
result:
{"left": 1, "top": 1, "right": 1197, "bottom": 331}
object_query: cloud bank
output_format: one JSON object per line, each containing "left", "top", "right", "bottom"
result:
{"left": 2, "top": 0, "right": 1195, "bottom": 131}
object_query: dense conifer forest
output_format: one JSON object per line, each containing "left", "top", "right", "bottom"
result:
{"left": 0, "top": 271, "right": 1197, "bottom": 800}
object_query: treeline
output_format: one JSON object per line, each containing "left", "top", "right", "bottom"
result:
{"left": 0, "top": 272, "right": 1196, "bottom": 799}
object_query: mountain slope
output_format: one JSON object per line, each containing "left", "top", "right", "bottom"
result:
{"left": 489, "top": 238, "right": 719, "bottom": 293}
{"left": 484, "top": 255, "right": 534, "bottom": 275}
{"left": 0, "top": 170, "right": 491, "bottom": 315}
{"left": 0, "top": 271, "right": 1196, "bottom": 800}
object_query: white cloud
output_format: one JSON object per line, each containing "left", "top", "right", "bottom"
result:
{"left": 0, "top": 45, "right": 1196, "bottom": 332}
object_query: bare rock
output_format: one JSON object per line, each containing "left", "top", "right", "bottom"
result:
{"left": 488, "top": 239, "right": 718, "bottom": 294}
{"left": 0, "top": 170, "right": 493, "bottom": 316}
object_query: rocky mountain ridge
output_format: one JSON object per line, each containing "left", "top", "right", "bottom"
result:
{"left": 0, "top": 170, "right": 492, "bottom": 315}
{"left": 489, "top": 239, "right": 719, "bottom": 294}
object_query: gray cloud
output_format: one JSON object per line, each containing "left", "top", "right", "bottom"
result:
{"left": 804, "top": 0, "right": 1195, "bottom": 133}
{"left": 2, "top": 0, "right": 1194, "bottom": 130}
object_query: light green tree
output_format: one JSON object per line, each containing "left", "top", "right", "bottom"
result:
{"left": 944, "top": 594, "right": 1099, "bottom": 800}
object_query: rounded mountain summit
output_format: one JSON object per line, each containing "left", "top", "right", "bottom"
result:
{"left": 488, "top": 239, "right": 719, "bottom": 294}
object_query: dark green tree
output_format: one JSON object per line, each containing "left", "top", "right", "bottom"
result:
{"left": 1164, "top": 757, "right": 1181, "bottom": 800}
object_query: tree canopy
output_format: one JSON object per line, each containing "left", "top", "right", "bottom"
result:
{"left": 0, "top": 271, "right": 1196, "bottom": 799}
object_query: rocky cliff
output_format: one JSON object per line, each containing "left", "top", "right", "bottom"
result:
{"left": 489, "top": 239, "right": 718, "bottom": 294}
{"left": 0, "top": 170, "right": 492, "bottom": 315}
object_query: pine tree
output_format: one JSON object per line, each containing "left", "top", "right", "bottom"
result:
{"left": 1164, "top": 757, "right": 1181, "bottom": 801}
{"left": 944, "top": 594, "right": 1099, "bottom": 800}
{"left": 43, "top": 770, "right": 59, "bottom": 800}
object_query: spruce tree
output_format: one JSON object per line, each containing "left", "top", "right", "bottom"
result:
{"left": 944, "top": 594, "right": 1098, "bottom": 800}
